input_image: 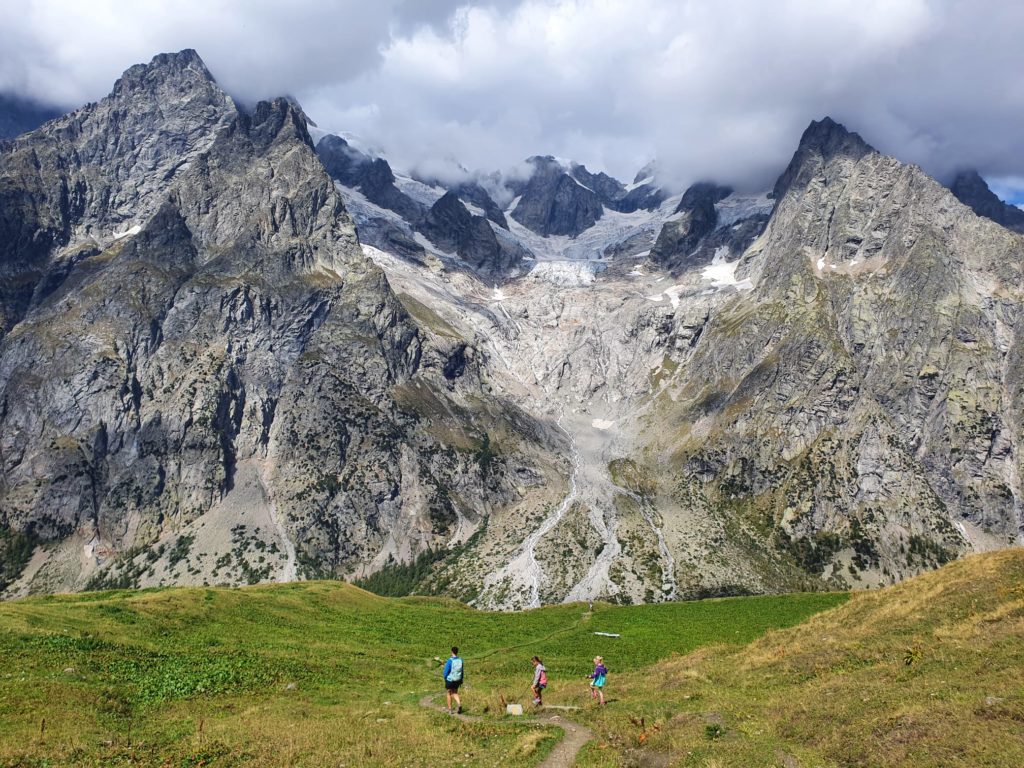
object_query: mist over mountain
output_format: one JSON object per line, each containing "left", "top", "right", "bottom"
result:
{"left": 2, "top": 1, "right": 1023, "bottom": 199}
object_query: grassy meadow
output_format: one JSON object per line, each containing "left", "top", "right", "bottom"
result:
{"left": 0, "top": 581, "right": 844, "bottom": 767}
{"left": 575, "top": 549, "right": 1024, "bottom": 768}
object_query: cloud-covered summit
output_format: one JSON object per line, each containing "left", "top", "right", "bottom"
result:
{"left": 3, "top": 1, "right": 1023, "bottom": 195}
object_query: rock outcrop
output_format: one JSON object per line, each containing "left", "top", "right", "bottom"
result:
{"left": 509, "top": 156, "right": 605, "bottom": 237}
{"left": 649, "top": 183, "right": 733, "bottom": 271}
{"left": 417, "top": 192, "right": 525, "bottom": 275}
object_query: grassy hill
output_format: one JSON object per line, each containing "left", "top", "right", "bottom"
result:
{"left": 577, "top": 549, "right": 1024, "bottom": 767}
{"left": 6, "top": 551, "right": 1019, "bottom": 767}
{"left": 0, "top": 582, "right": 842, "bottom": 766}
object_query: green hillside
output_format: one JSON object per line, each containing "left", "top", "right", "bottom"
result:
{"left": 577, "top": 549, "right": 1024, "bottom": 767}
{"left": 0, "top": 582, "right": 842, "bottom": 766}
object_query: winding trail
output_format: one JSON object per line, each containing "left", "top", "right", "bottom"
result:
{"left": 419, "top": 694, "right": 593, "bottom": 768}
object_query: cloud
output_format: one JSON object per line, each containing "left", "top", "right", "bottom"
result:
{"left": 3, "top": 1, "right": 1024, "bottom": 195}
{"left": 0, "top": 0, "right": 469, "bottom": 107}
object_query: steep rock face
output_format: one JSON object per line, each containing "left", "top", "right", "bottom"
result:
{"left": 949, "top": 170, "right": 1024, "bottom": 234}
{"left": 649, "top": 183, "right": 734, "bottom": 272}
{"left": 448, "top": 181, "right": 509, "bottom": 229}
{"left": 614, "top": 181, "right": 668, "bottom": 213}
{"left": 417, "top": 191, "right": 525, "bottom": 275}
{"left": 510, "top": 156, "right": 605, "bottom": 237}
{"left": 568, "top": 163, "right": 625, "bottom": 205}
{"left": 0, "top": 49, "right": 235, "bottom": 337}
{"left": 642, "top": 118, "right": 1024, "bottom": 591}
{"left": 316, "top": 135, "right": 426, "bottom": 222}
{"left": 0, "top": 51, "right": 560, "bottom": 596}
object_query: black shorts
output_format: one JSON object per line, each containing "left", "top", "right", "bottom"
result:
{"left": 445, "top": 679, "right": 462, "bottom": 692}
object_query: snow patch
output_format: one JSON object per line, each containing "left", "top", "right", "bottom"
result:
{"left": 463, "top": 200, "right": 486, "bottom": 217}
{"left": 393, "top": 174, "right": 445, "bottom": 207}
{"left": 646, "top": 283, "right": 687, "bottom": 308}
{"left": 492, "top": 285, "right": 506, "bottom": 301}
{"left": 113, "top": 224, "right": 142, "bottom": 240}
{"left": 625, "top": 175, "right": 654, "bottom": 191}
{"left": 591, "top": 419, "right": 614, "bottom": 430}
{"left": 702, "top": 246, "right": 753, "bottom": 290}
{"left": 816, "top": 257, "right": 826, "bottom": 270}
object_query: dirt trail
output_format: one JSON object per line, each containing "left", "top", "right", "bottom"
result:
{"left": 419, "top": 694, "right": 594, "bottom": 768}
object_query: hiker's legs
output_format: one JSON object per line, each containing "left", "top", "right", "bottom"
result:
{"left": 446, "top": 689, "right": 453, "bottom": 712}
{"left": 598, "top": 688, "right": 605, "bottom": 704}
{"left": 453, "top": 691, "right": 461, "bottom": 711}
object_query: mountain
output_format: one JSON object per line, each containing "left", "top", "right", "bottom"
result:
{"left": 0, "top": 50, "right": 563, "bottom": 596}
{"left": 315, "top": 135, "right": 525, "bottom": 276}
{"left": 949, "top": 169, "right": 1024, "bottom": 234}
{"left": 508, "top": 155, "right": 606, "bottom": 237}
{"left": 2, "top": 50, "right": 1021, "bottom": 607}
{"left": 365, "top": 117, "right": 1023, "bottom": 607}
{"left": 632, "top": 117, "right": 1024, "bottom": 591}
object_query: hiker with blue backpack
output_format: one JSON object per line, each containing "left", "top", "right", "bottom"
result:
{"left": 530, "top": 656, "right": 548, "bottom": 706}
{"left": 443, "top": 646, "right": 464, "bottom": 714}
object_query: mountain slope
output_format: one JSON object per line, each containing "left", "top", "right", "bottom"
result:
{"left": 0, "top": 51, "right": 564, "bottom": 596}
{"left": 635, "top": 117, "right": 1024, "bottom": 591}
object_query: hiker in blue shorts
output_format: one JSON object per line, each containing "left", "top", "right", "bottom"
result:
{"left": 443, "top": 646, "right": 464, "bottom": 714}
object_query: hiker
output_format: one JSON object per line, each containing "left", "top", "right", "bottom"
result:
{"left": 588, "top": 656, "right": 607, "bottom": 705}
{"left": 530, "top": 655, "right": 547, "bottom": 706}
{"left": 443, "top": 646, "right": 464, "bottom": 714}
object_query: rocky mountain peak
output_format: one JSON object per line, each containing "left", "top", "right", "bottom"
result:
{"left": 797, "top": 116, "right": 872, "bottom": 159}
{"left": 676, "top": 182, "right": 732, "bottom": 214}
{"left": 772, "top": 117, "right": 874, "bottom": 200}
{"left": 949, "top": 170, "right": 1024, "bottom": 233}
{"left": 511, "top": 155, "right": 604, "bottom": 237}
{"left": 111, "top": 49, "right": 217, "bottom": 98}
{"left": 246, "top": 96, "right": 315, "bottom": 150}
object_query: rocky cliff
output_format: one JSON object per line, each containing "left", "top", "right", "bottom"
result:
{"left": 509, "top": 156, "right": 605, "bottom": 237}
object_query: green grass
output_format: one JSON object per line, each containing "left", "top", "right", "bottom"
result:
{"left": 574, "top": 550, "right": 1024, "bottom": 767}
{"left": 0, "top": 582, "right": 844, "bottom": 766}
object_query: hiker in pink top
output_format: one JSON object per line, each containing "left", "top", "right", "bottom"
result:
{"left": 530, "top": 656, "right": 548, "bottom": 706}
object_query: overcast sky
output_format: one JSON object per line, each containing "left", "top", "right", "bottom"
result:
{"left": 2, "top": 0, "right": 1022, "bottom": 201}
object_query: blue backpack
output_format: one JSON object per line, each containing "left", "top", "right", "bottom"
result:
{"left": 447, "top": 656, "right": 464, "bottom": 682}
